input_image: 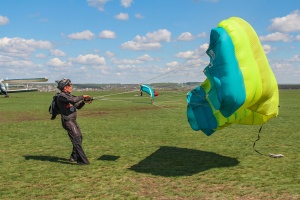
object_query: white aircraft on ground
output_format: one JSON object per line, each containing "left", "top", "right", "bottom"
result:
{"left": 0, "top": 77, "right": 48, "bottom": 96}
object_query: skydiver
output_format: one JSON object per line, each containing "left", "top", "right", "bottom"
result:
{"left": 55, "top": 78, "right": 92, "bottom": 165}
{"left": 0, "top": 81, "right": 9, "bottom": 97}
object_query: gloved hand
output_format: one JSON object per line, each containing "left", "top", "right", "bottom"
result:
{"left": 83, "top": 95, "right": 93, "bottom": 104}
{"left": 83, "top": 95, "right": 90, "bottom": 99}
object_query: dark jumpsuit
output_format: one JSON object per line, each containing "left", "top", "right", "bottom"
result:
{"left": 57, "top": 92, "right": 89, "bottom": 164}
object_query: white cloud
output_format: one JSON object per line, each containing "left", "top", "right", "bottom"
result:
{"left": 271, "top": 61, "right": 300, "bottom": 83}
{"left": 121, "top": 29, "right": 171, "bottom": 50}
{"left": 70, "top": 54, "right": 106, "bottom": 65}
{"left": 110, "top": 57, "right": 143, "bottom": 64}
{"left": 91, "top": 65, "right": 109, "bottom": 71}
{"left": 99, "top": 30, "right": 116, "bottom": 39}
{"left": 121, "top": 0, "right": 133, "bottom": 8}
{"left": 269, "top": 10, "right": 300, "bottom": 32}
{"left": 0, "top": 57, "right": 38, "bottom": 69}
{"left": 177, "top": 42, "right": 209, "bottom": 59}
{"left": 121, "top": 41, "right": 161, "bottom": 51}
{"left": 0, "top": 16, "right": 9, "bottom": 26}
{"left": 166, "top": 61, "right": 179, "bottom": 68}
{"left": 177, "top": 32, "right": 194, "bottom": 41}
{"left": 175, "top": 44, "right": 209, "bottom": 62}
{"left": 78, "top": 66, "right": 88, "bottom": 72}
{"left": 117, "top": 64, "right": 139, "bottom": 70}
{"left": 35, "top": 53, "right": 47, "bottom": 59}
{"left": 190, "top": 44, "right": 209, "bottom": 59}
{"left": 87, "top": 0, "right": 110, "bottom": 11}
{"left": 50, "top": 49, "right": 66, "bottom": 57}
{"left": 104, "top": 51, "right": 115, "bottom": 58}
{"left": 137, "top": 54, "right": 155, "bottom": 62}
{"left": 262, "top": 44, "right": 272, "bottom": 54}
{"left": 176, "top": 51, "right": 194, "bottom": 59}
{"left": 290, "top": 54, "right": 300, "bottom": 62}
{"left": 145, "top": 29, "right": 171, "bottom": 42}
{"left": 110, "top": 54, "right": 157, "bottom": 65}
{"left": 272, "top": 62, "right": 293, "bottom": 70}
{"left": 135, "top": 13, "right": 144, "bottom": 19}
{"left": 296, "top": 35, "right": 300, "bottom": 41}
{"left": 47, "top": 58, "right": 72, "bottom": 68}
{"left": 259, "top": 32, "right": 291, "bottom": 42}
{"left": 0, "top": 37, "right": 52, "bottom": 57}
{"left": 67, "top": 30, "right": 95, "bottom": 40}
{"left": 197, "top": 32, "right": 206, "bottom": 38}
{"left": 185, "top": 58, "right": 207, "bottom": 66}
{"left": 115, "top": 13, "right": 129, "bottom": 20}
{"left": 200, "top": 43, "right": 209, "bottom": 50}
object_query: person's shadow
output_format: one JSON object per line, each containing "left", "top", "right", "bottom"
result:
{"left": 23, "top": 155, "right": 72, "bottom": 165}
{"left": 129, "top": 146, "right": 239, "bottom": 177}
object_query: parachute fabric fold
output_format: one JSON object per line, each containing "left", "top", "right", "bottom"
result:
{"left": 140, "top": 84, "right": 155, "bottom": 101}
{"left": 187, "top": 17, "right": 279, "bottom": 136}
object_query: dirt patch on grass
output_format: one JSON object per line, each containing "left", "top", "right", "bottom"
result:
{"left": 80, "top": 105, "right": 175, "bottom": 117}
{"left": 130, "top": 176, "right": 180, "bottom": 200}
{"left": 80, "top": 110, "right": 109, "bottom": 117}
{"left": 0, "top": 111, "right": 41, "bottom": 123}
{"left": 0, "top": 105, "right": 176, "bottom": 123}
{"left": 130, "top": 176, "right": 300, "bottom": 200}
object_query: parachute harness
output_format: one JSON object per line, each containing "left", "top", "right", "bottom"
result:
{"left": 253, "top": 124, "right": 284, "bottom": 158}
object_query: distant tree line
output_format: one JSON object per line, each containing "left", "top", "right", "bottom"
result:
{"left": 278, "top": 84, "right": 300, "bottom": 89}
{"left": 33, "top": 83, "right": 300, "bottom": 91}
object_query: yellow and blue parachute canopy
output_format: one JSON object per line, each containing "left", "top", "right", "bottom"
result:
{"left": 187, "top": 17, "right": 279, "bottom": 136}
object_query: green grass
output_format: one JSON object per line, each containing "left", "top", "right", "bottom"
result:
{"left": 0, "top": 90, "right": 299, "bottom": 199}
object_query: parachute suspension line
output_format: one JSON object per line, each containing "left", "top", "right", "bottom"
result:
{"left": 95, "top": 98, "right": 152, "bottom": 105}
{"left": 253, "top": 124, "right": 284, "bottom": 158}
{"left": 140, "top": 62, "right": 193, "bottom": 85}
{"left": 140, "top": 44, "right": 212, "bottom": 85}
{"left": 188, "top": 88, "right": 211, "bottom": 108}
{"left": 253, "top": 124, "right": 265, "bottom": 156}
{"left": 137, "top": 42, "right": 220, "bottom": 106}
{"left": 140, "top": 39, "right": 221, "bottom": 85}
{"left": 92, "top": 89, "right": 140, "bottom": 100}
{"left": 92, "top": 42, "right": 218, "bottom": 107}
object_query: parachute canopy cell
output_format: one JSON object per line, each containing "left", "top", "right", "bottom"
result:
{"left": 140, "top": 84, "right": 155, "bottom": 101}
{"left": 186, "top": 17, "right": 279, "bottom": 136}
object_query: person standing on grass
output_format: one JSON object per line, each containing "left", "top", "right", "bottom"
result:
{"left": 0, "top": 81, "right": 9, "bottom": 97}
{"left": 56, "top": 78, "right": 93, "bottom": 165}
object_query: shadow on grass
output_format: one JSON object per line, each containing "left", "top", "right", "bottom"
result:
{"left": 98, "top": 155, "right": 120, "bottom": 161}
{"left": 129, "top": 146, "right": 239, "bottom": 177}
{"left": 23, "top": 155, "right": 72, "bottom": 165}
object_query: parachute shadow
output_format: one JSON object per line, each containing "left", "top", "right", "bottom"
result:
{"left": 98, "top": 154, "right": 120, "bottom": 161}
{"left": 23, "top": 155, "right": 72, "bottom": 165}
{"left": 129, "top": 146, "right": 239, "bottom": 177}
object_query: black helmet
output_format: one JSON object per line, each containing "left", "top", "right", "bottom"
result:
{"left": 56, "top": 78, "right": 71, "bottom": 90}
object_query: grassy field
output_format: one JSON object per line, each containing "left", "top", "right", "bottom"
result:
{"left": 0, "top": 89, "right": 299, "bottom": 199}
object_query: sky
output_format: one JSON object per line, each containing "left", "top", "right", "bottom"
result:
{"left": 0, "top": 0, "right": 300, "bottom": 84}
